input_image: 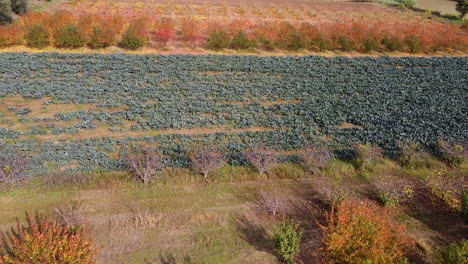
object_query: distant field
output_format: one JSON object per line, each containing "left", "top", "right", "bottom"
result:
{"left": 0, "top": 53, "right": 467, "bottom": 173}
{"left": 416, "top": 0, "right": 458, "bottom": 15}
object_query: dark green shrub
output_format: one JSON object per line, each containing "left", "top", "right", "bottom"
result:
{"left": 25, "top": 24, "right": 50, "bottom": 48}
{"left": 231, "top": 30, "right": 255, "bottom": 50}
{"left": 273, "top": 220, "right": 303, "bottom": 264}
{"left": 54, "top": 24, "right": 86, "bottom": 49}
{"left": 405, "top": 35, "right": 423, "bottom": 53}
{"left": 120, "top": 27, "right": 145, "bottom": 50}
{"left": 455, "top": 0, "right": 467, "bottom": 18}
{"left": 336, "top": 37, "right": 356, "bottom": 51}
{"left": 284, "top": 31, "right": 310, "bottom": 51}
{"left": 11, "top": 0, "right": 28, "bottom": 15}
{"left": 0, "top": 0, "right": 12, "bottom": 25}
{"left": 442, "top": 240, "right": 468, "bottom": 264}
{"left": 462, "top": 190, "right": 468, "bottom": 224}
{"left": 311, "top": 34, "right": 332, "bottom": 51}
{"left": 89, "top": 26, "right": 117, "bottom": 49}
{"left": 382, "top": 36, "right": 404, "bottom": 51}
{"left": 362, "top": 38, "right": 379, "bottom": 52}
{"left": 258, "top": 38, "right": 275, "bottom": 50}
{"left": 207, "top": 29, "right": 231, "bottom": 50}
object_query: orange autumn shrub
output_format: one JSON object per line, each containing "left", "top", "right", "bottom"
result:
{"left": 0, "top": 213, "right": 95, "bottom": 264}
{"left": 181, "top": 17, "right": 201, "bottom": 40}
{"left": 181, "top": 17, "right": 204, "bottom": 47}
{"left": 318, "top": 199, "right": 414, "bottom": 264}
{"left": 152, "top": 16, "right": 176, "bottom": 47}
{"left": 46, "top": 10, "right": 75, "bottom": 33}
{"left": 19, "top": 11, "right": 50, "bottom": 29}
{"left": 254, "top": 22, "right": 281, "bottom": 50}
{"left": 76, "top": 14, "right": 122, "bottom": 48}
{"left": 0, "top": 24, "right": 23, "bottom": 47}
{"left": 132, "top": 15, "right": 152, "bottom": 40}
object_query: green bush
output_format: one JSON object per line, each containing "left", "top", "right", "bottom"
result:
{"left": 0, "top": 0, "right": 12, "bottom": 25}
{"left": 284, "top": 31, "right": 310, "bottom": 51}
{"left": 207, "top": 29, "right": 231, "bottom": 50}
{"left": 405, "top": 35, "right": 423, "bottom": 53}
{"left": 443, "top": 240, "right": 468, "bottom": 264}
{"left": 54, "top": 24, "right": 86, "bottom": 49}
{"left": 258, "top": 38, "right": 275, "bottom": 50}
{"left": 273, "top": 220, "right": 303, "bottom": 264}
{"left": 362, "top": 38, "right": 380, "bottom": 52}
{"left": 231, "top": 30, "right": 255, "bottom": 50}
{"left": 89, "top": 26, "right": 117, "bottom": 49}
{"left": 455, "top": 0, "right": 467, "bottom": 18}
{"left": 25, "top": 24, "right": 50, "bottom": 48}
{"left": 462, "top": 190, "right": 468, "bottom": 224}
{"left": 11, "top": 0, "right": 28, "bottom": 15}
{"left": 311, "top": 34, "right": 332, "bottom": 51}
{"left": 120, "top": 27, "right": 145, "bottom": 50}
{"left": 396, "top": 0, "right": 416, "bottom": 7}
{"left": 336, "top": 37, "right": 356, "bottom": 51}
{"left": 382, "top": 36, "right": 404, "bottom": 51}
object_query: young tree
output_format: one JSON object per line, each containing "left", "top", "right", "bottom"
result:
{"left": 301, "top": 143, "right": 333, "bottom": 174}
{"left": 456, "top": 0, "right": 468, "bottom": 18}
{"left": 245, "top": 149, "right": 278, "bottom": 176}
{"left": 189, "top": 146, "right": 224, "bottom": 178}
{"left": 258, "top": 190, "right": 287, "bottom": 216}
{"left": 126, "top": 149, "right": 164, "bottom": 184}
{"left": 273, "top": 220, "right": 303, "bottom": 264}
{"left": 0, "top": 0, "right": 12, "bottom": 25}
{"left": 0, "top": 152, "right": 27, "bottom": 187}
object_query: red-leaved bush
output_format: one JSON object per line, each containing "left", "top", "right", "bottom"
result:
{"left": 318, "top": 199, "right": 414, "bottom": 264}
{"left": 0, "top": 213, "right": 95, "bottom": 264}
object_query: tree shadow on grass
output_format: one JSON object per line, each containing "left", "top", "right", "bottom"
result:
{"left": 234, "top": 215, "right": 276, "bottom": 256}
{"left": 145, "top": 253, "right": 193, "bottom": 264}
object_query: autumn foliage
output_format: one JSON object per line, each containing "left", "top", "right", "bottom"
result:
{"left": 318, "top": 199, "right": 414, "bottom": 263}
{"left": 0, "top": 10, "right": 467, "bottom": 52}
{"left": 0, "top": 213, "right": 95, "bottom": 264}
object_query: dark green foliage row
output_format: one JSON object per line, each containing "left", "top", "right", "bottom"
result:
{"left": 0, "top": 0, "right": 12, "bottom": 25}
{"left": 0, "top": 53, "right": 467, "bottom": 173}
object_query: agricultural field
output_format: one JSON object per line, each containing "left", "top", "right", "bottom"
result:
{"left": 0, "top": 0, "right": 468, "bottom": 264}
{"left": 0, "top": 53, "right": 466, "bottom": 173}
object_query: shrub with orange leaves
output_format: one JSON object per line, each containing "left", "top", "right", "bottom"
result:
{"left": 131, "top": 15, "right": 152, "bottom": 41}
{"left": 0, "top": 212, "right": 95, "bottom": 264}
{"left": 76, "top": 15, "right": 121, "bottom": 48}
{"left": 152, "top": 16, "right": 176, "bottom": 47}
{"left": 46, "top": 10, "right": 75, "bottom": 34}
{"left": 318, "top": 199, "right": 414, "bottom": 264}
{"left": 181, "top": 17, "right": 203, "bottom": 46}
{"left": 18, "top": 11, "right": 50, "bottom": 29}
{"left": 0, "top": 24, "right": 23, "bottom": 47}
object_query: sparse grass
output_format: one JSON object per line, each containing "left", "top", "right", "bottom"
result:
{"left": 0, "top": 161, "right": 466, "bottom": 263}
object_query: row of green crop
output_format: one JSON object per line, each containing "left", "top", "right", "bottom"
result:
{"left": 0, "top": 53, "right": 467, "bottom": 172}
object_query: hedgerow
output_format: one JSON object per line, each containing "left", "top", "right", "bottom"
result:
{"left": 0, "top": 54, "right": 466, "bottom": 173}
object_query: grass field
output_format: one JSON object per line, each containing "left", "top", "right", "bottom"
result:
{"left": 1, "top": 159, "right": 466, "bottom": 263}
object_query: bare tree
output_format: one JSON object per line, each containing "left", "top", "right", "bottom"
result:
{"left": 54, "top": 200, "right": 84, "bottom": 227}
{"left": 258, "top": 190, "right": 287, "bottom": 216}
{"left": 0, "top": 152, "right": 27, "bottom": 187}
{"left": 312, "top": 175, "right": 349, "bottom": 204}
{"left": 126, "top": 149, "right": 164, "bottom": 184}
{"left": 302, "top": 143, "right": 333, "bottom": 173}
{"left": 245, "top": 149, "right": 278, "bottom": 175}
{"left": 189, "top": 146, "right": 225, "bottom": 178}
{"left": 354, "top": 143, "right": 384, "bottom": 168}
